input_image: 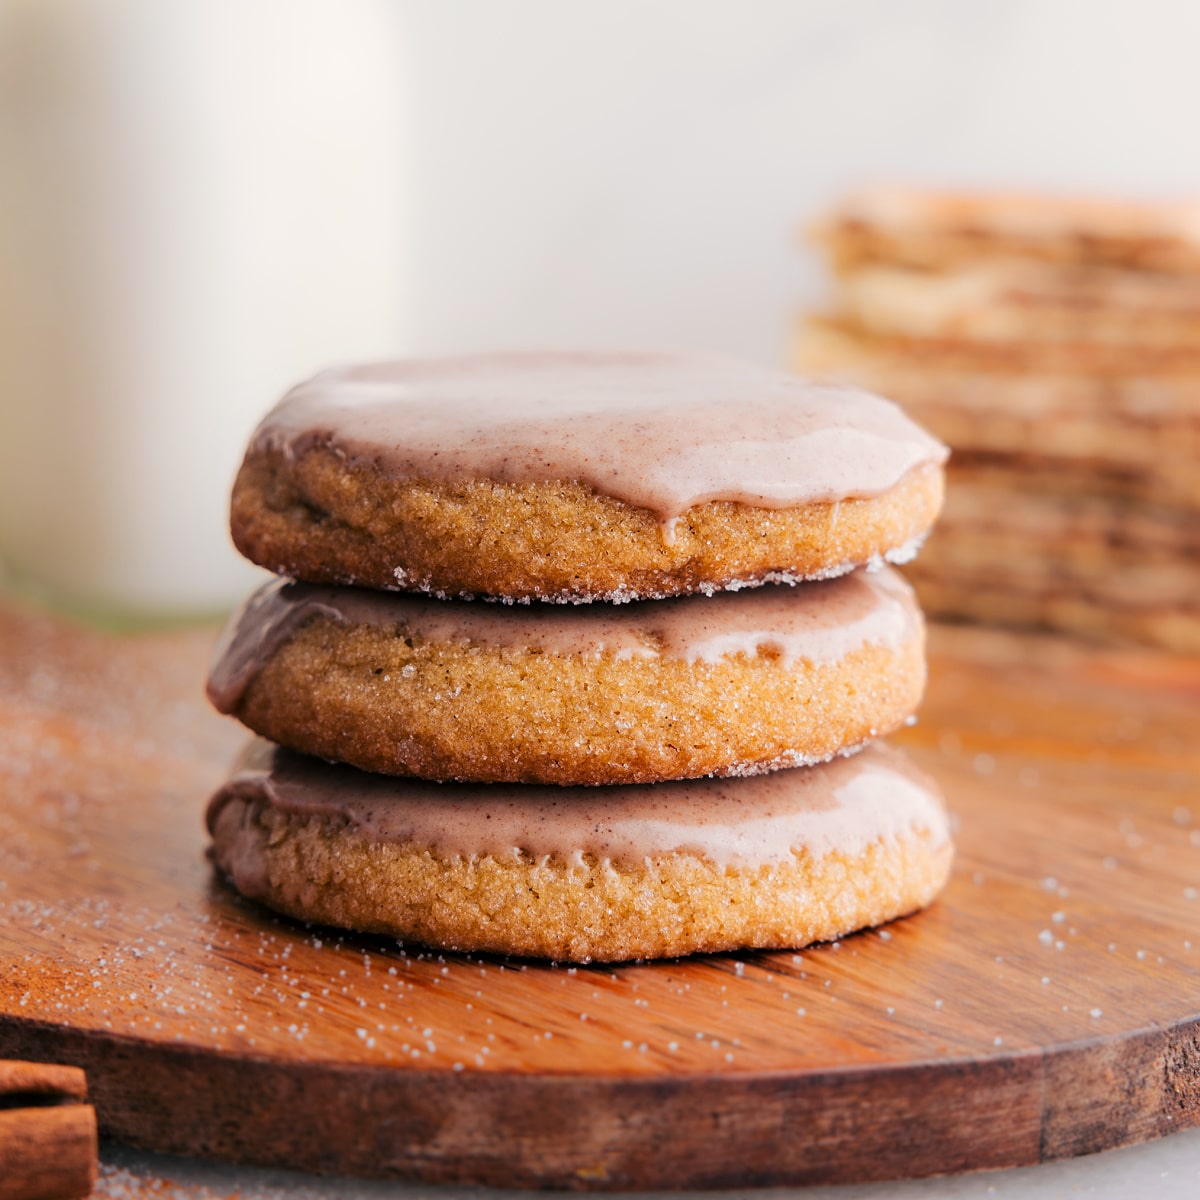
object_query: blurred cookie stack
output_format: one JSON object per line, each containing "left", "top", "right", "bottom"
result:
{"left": 798, "top": 186, "right": 1200, "bottom": 653}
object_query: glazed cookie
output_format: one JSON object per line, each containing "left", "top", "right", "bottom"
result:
{"left": 230, "top": 352, "right": 947, "bottom": 602}
{"left": 207, "top": 567, "right": 926, "bottom": 786}
{"left": 207, "top": 740, "right": 953, "bottom": 963}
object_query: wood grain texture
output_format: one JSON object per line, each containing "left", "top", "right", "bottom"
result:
{"left": 0, "top": 598, "right": 1198, "bottom": 1188}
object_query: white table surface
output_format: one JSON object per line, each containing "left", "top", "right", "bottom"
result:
{"left": 95, "top": 1126, "right": 1200, "bottom": 1199}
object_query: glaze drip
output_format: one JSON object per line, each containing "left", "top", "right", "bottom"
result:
{"left": 249, "top": 351, "right": 948, "bottom": 521}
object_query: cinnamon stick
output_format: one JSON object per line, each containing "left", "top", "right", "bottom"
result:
{"left": 0, "top": 1061, "right": 97, "bottom": 1200}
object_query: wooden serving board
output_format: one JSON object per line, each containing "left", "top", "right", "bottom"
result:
{"left": 1, "top": 597, "right": 1199, "bottom": 1190}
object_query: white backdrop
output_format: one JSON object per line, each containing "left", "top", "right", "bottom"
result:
{"left": 5, "top": 0, "right": 1200, "bottom": 613}
{"left": 398, "top": 0, "right": 1200, "bottom": 365}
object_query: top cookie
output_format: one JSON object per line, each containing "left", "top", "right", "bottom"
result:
{"left": 231, "top": 351, "right": 946, "bottom": 602}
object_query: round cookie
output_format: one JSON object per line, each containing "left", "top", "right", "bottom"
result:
{"left": 207, "top": 739, "right": 953, "bottom": 963}
{"left": 230, "top": 352, "right": 947, "bottom": 602}
{"left": 812, "top": 185, "right": 1200, "bottom": 274}
{"left": 207, "top": 567, "right": 926, "bottom": 786}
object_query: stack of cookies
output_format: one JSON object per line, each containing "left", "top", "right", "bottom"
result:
{"left": 798, "top": 186, "right": 1200, "bottom": 653}
{"left": 205, "top": 353, "right": 952, "bottom": 962}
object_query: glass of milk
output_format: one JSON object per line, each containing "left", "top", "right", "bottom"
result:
{"left": 0, "top": 0, "right": 406, "bottom": 620}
